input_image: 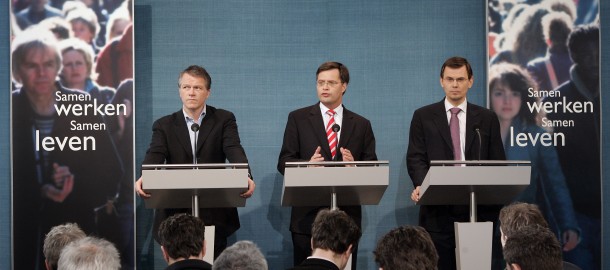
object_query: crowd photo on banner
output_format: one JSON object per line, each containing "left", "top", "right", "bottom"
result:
{"left": 488, "top": 0, "right": 600, "bottom": 269}
{"left": 10, "top": 0, "right": 134, "bottom": 269}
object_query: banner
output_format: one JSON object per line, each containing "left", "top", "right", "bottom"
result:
{"left": 10, "top": 1, "right": 134, "bottom": 269}
{"left": 487, "top": 0, "right": 600, "bottom": 269}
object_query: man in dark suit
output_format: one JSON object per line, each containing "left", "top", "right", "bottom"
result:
{"left": 407, "top": 56, "right": 505, "bottom": 270}
{"left": 289, "top": 209, "right": 362, "bottom": 270}
{"left": 278, "top": 62, "right": 377, "bottom": 268}
{"left": 136, "top": 65, "right": 255, "bottom": 258}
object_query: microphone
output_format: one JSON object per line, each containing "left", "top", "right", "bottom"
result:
{"left": 191, "top": 123, "right": 200, "bottom": 165}
{"left": 332, "top": 124, "right": 341, "bottom": 161}
{"left": 473, "top": 123, "right": 481, "bottom": 161}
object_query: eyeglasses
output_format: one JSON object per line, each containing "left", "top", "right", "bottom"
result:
{"left": 443, "top": 77, "right": 468, "bottom": 84}
{"left": 180, "top": 85, "right": 206, "bottom": 92}
{"left": 317, "top": 80, "right": 341, "bottom": 87}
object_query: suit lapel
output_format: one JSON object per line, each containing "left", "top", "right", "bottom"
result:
{"left": 338, "top": 107, "right": 355, "bottom": 149}
{"left": 197, "top": 108, "right": 215, "bottom": 154}
{"left": 431, "top": 101, "right": 454, "bottom": 151}
{"left": 172, "top": 110, "right": 194, "bottom": 160}
{"left": 308, "top": 104, "right": 332, "bottom": 159}
{"left": 465, "top": 103, "right": 481, "bottom": 157}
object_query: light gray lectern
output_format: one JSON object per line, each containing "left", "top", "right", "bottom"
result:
{"left": 281, "top": 161, "right": 389, "bottom": 209}
{"left": 282, "top": 161, "right": 389, "bottom": 270}
{"left": 141, "top": 163, "right": 249, "bottom": 264}
{"left": 417, "top": 160, "right": 531, "bottom": 270}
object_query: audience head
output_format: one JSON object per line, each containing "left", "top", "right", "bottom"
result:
{"left": 39, "top": 17, "right": 74, "bottom": 41}
{"left": 158, "top": 213, "right": 206, "bottom": 264}
{"left": 57, "top": 236, "right": 120, "bottom": 270}
{"left": 106, "top": 5, "right": 131, "bottom": 42}
{"left": 499, "top": 202, "right": 549, "bottom": 246}
{"left": 373, "top": 225, "right": 438, "bottom": 270}
{"left": 503, "top": 225, "right": 563, "bottom": 270}
{"left": 542, "top": 0, "right": 577, "bottom": 22}
{"left": 212, "top": 240, "right": 268, "bottom": 270}
{"left": 488, "top": 63, "right": 540, "bottom": 127}
{"left": 43, "top": 223, "right": 86, "bottom": 270}
{"left": 310, "top": 209, "right": 361, "bottom": 269}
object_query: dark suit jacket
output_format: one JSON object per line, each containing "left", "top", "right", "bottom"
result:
{"left": 278, "top": 103, "right": 377, "bottom": 234}
{"left": 144, "top": 105, "right": 250, "bottom": 238}
{"left": 165, "top": 259, "right": 212, "bottom": 270}
{"left": 406, "top": 99, "right": 505, "bottom": 232}
{"left": 287, "top": 258, "right": 341, "bottom": 270}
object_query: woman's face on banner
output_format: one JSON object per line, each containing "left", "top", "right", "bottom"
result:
{"left": 491, "top": 82, "right": 521, "bottom": 122}
{"left": 61, "top": 50, "right": 89, "bottom": 88}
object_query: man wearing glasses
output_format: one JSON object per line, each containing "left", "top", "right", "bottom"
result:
{"left": 278, "top": 61, "right": 377, "bottom": 269}
{"left": 407, "top": 56, "right": 505, "bottom": 270}
{"left": 135, "top": 65, "right": 256, "bottom": 258}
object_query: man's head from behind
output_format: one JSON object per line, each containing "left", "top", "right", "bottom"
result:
{"left": 499, "top": 202, "right": 548, "bottom": 246}
{"left": 311, "top": 209, "right": 362, "bottom": 269}
{"left": 212, "top": 240, "right": 268, "bottom": 270}
{"left": 57, "top": 236, "right": 120, "bottom": 270}
{"left": 158, "top": 213, "right": 206, "bottom": 264}
{"left": 503, "top": 225, "right": 563, "bottom": 270}
{"left": 373, "top": 225, "right": 438, "bottom": 270}
{"left": 43, "top": 223, "right": 86, "bottom": 270}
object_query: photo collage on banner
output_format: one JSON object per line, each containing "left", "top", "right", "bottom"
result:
{"left": 487, "top": 0, "right": 600, "bottom": 269}
{"left": 10, "top": 0, "right": 134, "bottom": 269}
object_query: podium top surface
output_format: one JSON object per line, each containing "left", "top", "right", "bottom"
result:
{"left": 285, "top": 160, "right": 389, "bottom": 167}
{"left": 142, "top": 163, "right": 248, "bottom": 169}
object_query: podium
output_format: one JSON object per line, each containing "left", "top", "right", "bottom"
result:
{"left": 281, "top": 161, "right": 389, "bottom": 209}
{"left": 282, "top": 161, "right": 389, "bottom": 270}
{"left": 417, "top": 160, "right": 531, "bottom": 270}
{"left": 142, "top": 163, "right": 249, "bottom": 264}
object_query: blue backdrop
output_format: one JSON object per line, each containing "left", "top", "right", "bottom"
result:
{"left": 1, "top": 1, "right": 608, "bottom": 269}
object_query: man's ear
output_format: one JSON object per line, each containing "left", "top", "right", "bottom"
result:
{"left": 44, "top": 259, "right": 52, "bottom": 270}
{"left": 508, "top": 263, "right": 521, "bottom": 270}
{"left": 345, "top": 244, "right": 353, "bottom": 256}
{"left": 201, "top": 239, "right": 207, "bottom": 258}
{"left": 310, "top": 238, "right": 314, "bottom": 250}
{"left": 160, "top": 245, "right": 170, "bottom": 264}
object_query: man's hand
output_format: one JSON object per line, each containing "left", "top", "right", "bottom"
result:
{"left": 562, "top": 229, "right": 580, "bottom": 251}
{"left": 411, "top": 186, "right": 420, "bottom": 203}
{"left": 43, "top": 163, "right": 74, "bottom": 202}
{"left": 309, "top": 146, "right": 324, "bottom": 162}
{"left": 340, "top": 147, "right": 354, "bottom": 162}
{"left": 240, "top": 178, "right": 255, "bottom": 198}
{"left": 135, "top": 177, "right": 151, "bottom": 198}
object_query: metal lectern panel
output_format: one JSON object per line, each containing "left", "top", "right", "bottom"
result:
{"left": 143, "top": 168, "right": 248, "bottom": 209}
{"left": 281, "top": 166, "right": 389, "bottom": 207}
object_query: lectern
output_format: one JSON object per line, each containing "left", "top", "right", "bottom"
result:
{"left": 417, "top": 160, "right": 531, "bottom": 270}
{"left": 142, "top": 163, "right": 249, "bottom": 264}
{"left": 281, "top": 161, "right": 389, "bottom": 209}
{"left": 282, "top": 161, "right": 389, "bottom": 270}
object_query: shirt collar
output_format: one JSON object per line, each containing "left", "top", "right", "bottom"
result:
{"left": 183, "top": 105, "right": 207, "bottom": 124}
{"left": 319, "top": 102, "right": 343, "bottom": 116}
{"left": 444, "top": 98, "right": 467, "bottom": 113}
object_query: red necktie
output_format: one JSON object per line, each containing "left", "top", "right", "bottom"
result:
{"left": 326, "top": 110, "right": 337, "bottom": 160}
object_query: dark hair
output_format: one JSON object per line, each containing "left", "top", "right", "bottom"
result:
{"left": 373, "top": 225, "right": 438, "bottom": 270}
{"left": 503, "top": 225, "right": 562, "bottom": 270}
{"left": 542, "top": 12, "right": 573, "bottom": 49}
{"left": 316, "top": 61, "right": 350, "bottom": 84}
{"left": 311, "top": 209, "right": 361, "bottom": 254}
{"left": 567, "top": 24, "right": 599, "bottom": 65}
{"left": 440, "top": 56, "right": 473, "bottom": 79}
{"left": 488, "top": 63, "right": 540, "bottom": 126}
{"left": 158, "top": 213, "right": 206, "bottom": 260}
{"left": 179, "top": 65, "right": 212, "bottom": 90}
{"left": 499, "top": 202, "right": 549, "bottom": 239}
